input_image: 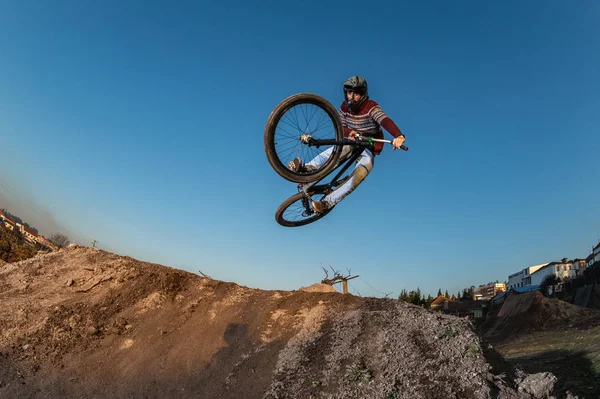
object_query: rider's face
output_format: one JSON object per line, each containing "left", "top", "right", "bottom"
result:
{"left": 346, "top": 90, "right": 362, "bottom": 102}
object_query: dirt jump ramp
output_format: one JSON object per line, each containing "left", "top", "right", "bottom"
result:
{"left": 0, "top": 248, "right": 573, "bottom": 398}
{"left": 482, "top": 290, "right": 600, "bottom": 344}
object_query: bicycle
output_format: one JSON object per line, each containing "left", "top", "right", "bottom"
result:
{"left": 264, "top": 93, "right": 408, "bottom": 227}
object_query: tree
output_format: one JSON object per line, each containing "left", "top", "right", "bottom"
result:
{"left": 399, "top": 289, "right": 408, "bottom": 302}
{"left": 408, "top": 287, "right": 422, "bottom": 305}
{"left": 540, "top": 274, "right": 561, "bottom": 295}
{"left": 444, "top": 290, "right": 449, "bottom": 298}
{"left": 460, "top": 288, "right": 471, "bottom": 301}
{"left": 437, "top": 288, "right": 442, "bottom": 297}
{"left": 425, "top": 294, "right": 433, "bottom": 307}
{"left": 0, "top": 224, "right": 37, "bottom": 262}
{"left": 11, "top": 227, "right": 23, "bottom": 239}
{"left": 399, "top": 287, "right": 427, "bottom": 306}
{"left": 49, "top": 233, "right": 70, "bottom": 248}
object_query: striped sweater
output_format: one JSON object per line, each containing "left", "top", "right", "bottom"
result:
{"left": 340, "top": 100, "right": 404, "bottom": 155}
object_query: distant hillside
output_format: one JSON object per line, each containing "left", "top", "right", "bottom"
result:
{"left": 0, "top": 208, "right": 38, "bottom": 234}
{"left": 0, "top": 224, "right": 40, "bottom": 263}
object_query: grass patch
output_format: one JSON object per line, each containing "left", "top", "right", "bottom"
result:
{"left": 494, "top": 326, "right": 600, "bottom": 398}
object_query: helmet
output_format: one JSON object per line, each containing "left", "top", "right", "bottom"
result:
{"left": 343, "top": 75, "right": 368, "bottom": 113}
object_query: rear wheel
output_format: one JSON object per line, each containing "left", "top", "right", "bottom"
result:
{"left": 264, "top": 93, "right": 344, "bottom": 183}
{"left": 275, "top": 188, "right": 335, "bottom": 227}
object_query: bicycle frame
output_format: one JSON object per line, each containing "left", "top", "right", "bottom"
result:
{"left": 297, "top": 139, "right": 372, "bottom": 196}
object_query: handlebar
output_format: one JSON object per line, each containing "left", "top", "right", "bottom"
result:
{"left": 354, "top": 134, "right": 408, "bottom": 151}
{"left": 305, "top": 134, "right": 408, "bottom": 151}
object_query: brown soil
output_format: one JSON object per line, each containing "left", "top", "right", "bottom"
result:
{"left": 480, "top": 291, "right": 600, "bottom": 343}
{"left": 0, "top": 247, "right": 572, "bottom": 398}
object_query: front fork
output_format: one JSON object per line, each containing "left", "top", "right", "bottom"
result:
{"left": 298, "top": 181, "right": 318, "bottom": 216}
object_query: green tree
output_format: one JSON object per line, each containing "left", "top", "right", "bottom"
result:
{"left": 399, "top": 287, "right": 427, "bottom": 306}
{"left": 399, "top": 289, "right": 408, "bottom": 302}
{"left": 461, "top": 286, "right": 474, "bottom": 301}
{"left": 425, "top": 294, "right": 433, "bottom": 307}
{"left": 540, "top": 274, "right": 561, "bottom": 295}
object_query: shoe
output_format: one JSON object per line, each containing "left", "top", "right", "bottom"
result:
{"left": 288, "top": 157, "right": 316, "bottom": 173}
{"left": 312, "top": 199, "right": 330, "bottom": 213}
{"left": 288, "top": 157, "right": 302, "bottom": 172}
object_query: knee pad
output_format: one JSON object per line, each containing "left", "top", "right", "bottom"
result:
{"left": 351, "top": 165, "right": 369, "bottom": 187}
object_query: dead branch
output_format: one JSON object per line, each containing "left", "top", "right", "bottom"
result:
{"left": 321, "top": 266, "right": 329, "bottom": 281}
{"left": 321, "top": 265, "right": 353, "bottom": 286}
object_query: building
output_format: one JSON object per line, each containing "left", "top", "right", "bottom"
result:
{"left": 429, "top": 296, "right": 484, "bottom": 319}
{"left": 0, "top": 209, "right": 57, "bottom": 251}
{"left": 429, "top": 295, "right": 458, "bottom": 311}
{"left": 473, "top": 282, "right": 506, "bottom": 301}
{"left": 530, "top": 258, "right": 574, "bottom": 286}
{"left": 1, "top": 216, "right": 16, "bottom": 231}
{"left": 587, "top": 241, "right": 600, "bottom": 268}
{"left": 35, "top": 235, "right": 58, "bottom": 251}
{"left": 569, "top": 258, "right": 587, "bottom": 278}
{"left": 507, "top": 263, "right": 548, "bottom": 289}
{"left": 21, "top": 225, "right": 38, "bottom": 243}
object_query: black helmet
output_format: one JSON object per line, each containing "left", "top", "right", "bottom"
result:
{"left": 343, "top": 75, "right": 368, "bottom": 113}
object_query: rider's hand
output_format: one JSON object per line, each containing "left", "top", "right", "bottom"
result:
{"left": 392, "top": 135, "right": 406, "bottom": 150}
{"left": 348, "top": 130, "right": 359, "bottom": 141}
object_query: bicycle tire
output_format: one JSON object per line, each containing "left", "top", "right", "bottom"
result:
{"left": 275, "top": 188, "right": 335, "bottom": 227}
{"left": 264, "top": 93, "right": 345, "bottom": 183}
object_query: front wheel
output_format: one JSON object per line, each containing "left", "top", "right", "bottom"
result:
{"left": 275, "top": 188, "right": 335, "bottom": 227}
{"left": 264, "top": 93, "right": 345, "bottom": 183}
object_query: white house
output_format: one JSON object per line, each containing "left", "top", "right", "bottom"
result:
{"left": 507, "top": 263, "right": 548, "bottom": 289}
{"left": 531, "top": 258, "right": 574, "bottom": 286}
{"left": 586, "top": 241, "right": 600, "bottom": 268}
{"left": 569, "top": 259, "right": 587, "bottom": 278}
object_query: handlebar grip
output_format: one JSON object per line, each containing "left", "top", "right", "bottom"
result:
{"left": 400, "top": 145, "right": 408, "bottom": 151}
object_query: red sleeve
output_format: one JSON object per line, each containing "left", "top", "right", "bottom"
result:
{"left": 381, "top": 118, "right": 405, "bottom": 138}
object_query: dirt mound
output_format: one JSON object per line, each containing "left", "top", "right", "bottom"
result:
{"left": 0, "top": 248, "right": 569, "bottom": 398}
{"left": 299, "top": 283, "right": 338, "bottom": 293}
{"left": 481, "top": 291, "right": 600, "bottom": 343}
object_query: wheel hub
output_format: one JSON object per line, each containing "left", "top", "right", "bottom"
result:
{"left": 300, "top": 134, "right": 312, "bottom": 144}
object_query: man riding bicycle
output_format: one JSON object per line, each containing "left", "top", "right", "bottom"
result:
{"left": 288, "top": 75, "right": 406, "bottom": 213}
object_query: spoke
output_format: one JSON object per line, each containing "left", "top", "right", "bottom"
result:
{"left": 272, "top": 102, "right": 339, "bottom": 174}
{"left": 282, "top": 192, "right": 327, "bottom": 223}
{"left": 276, "top": 142, "right": 304, "bottom": 162}
{"left": 314, "top": 117, "right": 333, "bottom": 135}
{"left": 307, "top": 104, "right": 319, "bottom": 127}
{"left": 276, "top": 125, "right": 301, "bottom": 139}
{"left": 291, "top": 106, "right": 302, "bottom": 132}
{"left": 312, "top": 111, "right": 327, "bottom": 134}
{"left": 281, "top": 114, "right": 302, "bottom": 133}
{"left": 300, "top": 103, "right": 309, "bottom": 132}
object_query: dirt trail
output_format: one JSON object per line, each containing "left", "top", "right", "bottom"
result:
{"left": 0, "top": 247, "right": 573, "bottom": 398}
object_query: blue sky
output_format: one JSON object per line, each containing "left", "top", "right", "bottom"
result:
{"left": 1, "top": 1, "right": 598, "bottom": 298}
